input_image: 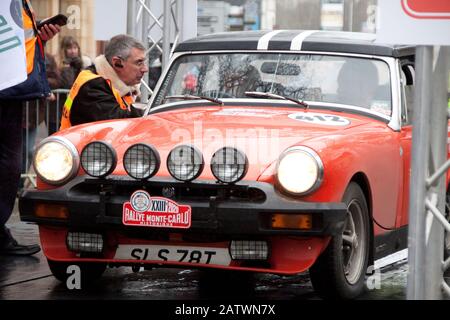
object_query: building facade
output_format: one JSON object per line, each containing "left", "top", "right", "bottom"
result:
{"left": 31, "top": 0, "right": 379, "bottom": 66}
{"left": 259, "top": 0, "right": 377, "bottom": 32}
{"left": 31, "top": 0, "right": 96, "bottom": 64}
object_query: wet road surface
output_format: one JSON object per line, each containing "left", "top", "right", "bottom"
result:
{"left": 0, "top": 221, "right": 410, "bottom": 300}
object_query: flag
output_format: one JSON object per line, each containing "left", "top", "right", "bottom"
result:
{"left": 0, "top": 0, "right": 27, "bottom": 91}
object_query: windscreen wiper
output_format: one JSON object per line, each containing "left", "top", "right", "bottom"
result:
{"left": 245, "top": 91, "right": 308, "bottom": 110}
{"left": 165, "top": 94, "right": 224, "bottom": 106}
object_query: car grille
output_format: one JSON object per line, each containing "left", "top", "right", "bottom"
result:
{"left": 69, "top": 177, "right": 267, "bottom": 204}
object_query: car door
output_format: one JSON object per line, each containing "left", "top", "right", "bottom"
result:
{"left": 398, "top": 59, "right": 415, "bottom": 228}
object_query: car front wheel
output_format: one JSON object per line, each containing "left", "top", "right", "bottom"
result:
{"left": 310, "top": 182, "right": 370, "bottom": 299}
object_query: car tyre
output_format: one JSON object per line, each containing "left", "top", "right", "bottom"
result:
{"left": 310, "top": 182, "right": 370, "bottom": 299}
{"left": 47, "top": 259, "right": 106, "bottom": 286}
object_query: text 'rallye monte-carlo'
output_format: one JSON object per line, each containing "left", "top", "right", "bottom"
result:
{"left": 20, "top": 30, "right": 439, "bottom": 299}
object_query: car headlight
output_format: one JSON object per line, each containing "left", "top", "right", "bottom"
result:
{"left": 276, "top": 146, "right": 323, "bottom": 195}
{"left": 167, "top": 145, "right": 204, "bottom": 181}
{"left": 123, "top": 143, "right": 160, "bottom": 179}
{"left": 80, "top": 141, "right": 117, "bottom": 178}
{"left": 211, "top": 147, "right": 248, "bottom": 183}
{"left": 33, "top": 136, "right": 79, "bottom": 185}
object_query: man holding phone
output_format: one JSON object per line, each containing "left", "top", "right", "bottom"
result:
{"left": 37, "top": 13, "right": 67, "bottom": 29}
{"left": 0, "top": 0, "right": 61, "bottom": 256}
{"left": 38, "top": 21, "right": 62, "bottom": 41}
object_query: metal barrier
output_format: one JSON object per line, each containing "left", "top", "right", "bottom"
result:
{"left": 21, "top": 89, "right": 69, "bottom": 188}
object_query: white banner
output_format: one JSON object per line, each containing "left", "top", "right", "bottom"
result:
{"left": 376, "top": 0, "right": 450, "bottom": 45}
{"left": 0, "top": 0, "right": 27, "bottom": 91}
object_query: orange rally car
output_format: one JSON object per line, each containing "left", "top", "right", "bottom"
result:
{"left": 20, "top": 30, "right": 423, "bottom": 299}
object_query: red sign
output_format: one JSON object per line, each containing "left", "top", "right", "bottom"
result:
{"left": 402, "top": 0, "right": 450, "bottom": 19}
{"left": 122, "top": 192, "right": 191, "bottom": 229}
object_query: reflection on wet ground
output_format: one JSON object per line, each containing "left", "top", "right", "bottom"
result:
{"left": 0, "top": 222, "right": 419, "bottom": 300}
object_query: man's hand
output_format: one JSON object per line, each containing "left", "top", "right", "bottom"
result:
{"left": 38, "top": 23, "right": 61, "bottom": 41}
{"left": 46, "top": 92, "right": 56, "bottom": 102}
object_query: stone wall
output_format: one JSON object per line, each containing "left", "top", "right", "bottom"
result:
{"left": 275, "top": 0, "right": 321, "bottom": 30}
{"left": 31, "top": 0, "right": 96, "bottom": 65}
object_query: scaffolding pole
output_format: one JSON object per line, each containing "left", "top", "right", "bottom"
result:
{"left": 407, "top": 46, "right": 432, "bottom": 300}
{"left": 425, "top": 46, "right": 449, "bottom": 299}
{"left": 162, "top": 0, "right": 172, "bottom": 68}
{"left": 126, "top": 0, "right": 197, "bottom": 102}
{"left": 408, "top": 46, "right": 450, "bottom": 299}
{"left": 126, "top": 0, "right": 197, "bottom": 70}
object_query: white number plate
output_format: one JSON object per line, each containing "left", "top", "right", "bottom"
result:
{"left": 114, "top": 244, "right": 231, "bottom": 266}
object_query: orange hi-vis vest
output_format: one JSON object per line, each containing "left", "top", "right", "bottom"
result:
{"left": 60, "top": 69, "right": 134, "bottom": 130}
{"left": 22, "top": 0, "right": 39, "bottom": 75}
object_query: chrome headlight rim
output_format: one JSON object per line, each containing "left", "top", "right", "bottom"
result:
{"left": 123, "top": 143, "right": 161, "bottom": 180}
{"left": 80, "top": 141, "right": 117, "bottom": 178}
{"left": 210, "top": 147, "right": 248, "bottom": 184}
{"left": 167, "top": 144, "right": 204, "bottom": 182}
{"left": 275, "top": 146, "right": 324, "bottom": 196}
{"left": 33, "top": 136, "right": 79, "bottom": 185}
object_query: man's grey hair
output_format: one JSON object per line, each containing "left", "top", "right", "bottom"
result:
{"left": 104, "top": 34, "right": 145, "bottom": 63}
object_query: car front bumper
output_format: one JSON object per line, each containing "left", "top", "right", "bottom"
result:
{"left": 20, "top": 176, "right": 347, "bottom": 237}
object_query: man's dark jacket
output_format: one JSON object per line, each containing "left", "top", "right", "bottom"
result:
{"left": 70, "top": 66, "right": 143, "bottom": 126}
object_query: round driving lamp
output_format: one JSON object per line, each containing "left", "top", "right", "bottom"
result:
{"left": 123, "top": 143, "right": 160, "bottom": 180}
{"left": 80, "top": 141, "right": 117, "bottom": 178}
{"left": 167, "top": 145, "right": 204, "bottom": 181}
{"left": 211, "top": 147, "right": 248, "bottom": 183}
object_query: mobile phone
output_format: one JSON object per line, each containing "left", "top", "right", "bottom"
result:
{"left": 37, "top": 14, "right": 68, "bottom": 29}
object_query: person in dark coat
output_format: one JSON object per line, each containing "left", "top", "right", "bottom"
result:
{"left": 0, "top": 0, "right": 60, "bottom": 256}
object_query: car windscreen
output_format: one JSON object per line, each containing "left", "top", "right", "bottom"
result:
{"left": 152, "top": 53, "right": 392, "bottom": 116}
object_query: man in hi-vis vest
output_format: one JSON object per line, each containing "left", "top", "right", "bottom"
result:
{"left": 60, "top": 35, "right": 148, "bottom": 130}
{"left": 0, "top": 0, "right": 60, "bottom": 255}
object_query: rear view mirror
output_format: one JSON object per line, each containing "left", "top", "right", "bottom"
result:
{"left": 260, "top": 62, "right": 301, "bottom": 76}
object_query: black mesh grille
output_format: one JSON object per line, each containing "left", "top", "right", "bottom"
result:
{"left": 230, "top": 240, "right": 268, "bottom": 260}
{"left": 81, "top": 142, "right": 116, "bottom": 177}
{"left": 167, "top": 145, "right": 204, "bottom": 181}
{"left": 66, "top": 232, "right": 103, "bottom": 253}
{"left": 211, "top": 147, "right": 247, "bottom": 183}
{"left": 124, "top": 144, "right": 159, "bottom": 179}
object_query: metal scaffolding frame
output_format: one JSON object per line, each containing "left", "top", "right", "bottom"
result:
{"left": 126, "top": 0, "right": 197, "bottom": 102}
{"left": 408, "top": 46, "right": 450, "bottom": 299}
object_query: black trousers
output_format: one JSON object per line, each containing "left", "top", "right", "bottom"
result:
{"left": 0, "top": 100, "right": 23, "bottom": 226}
